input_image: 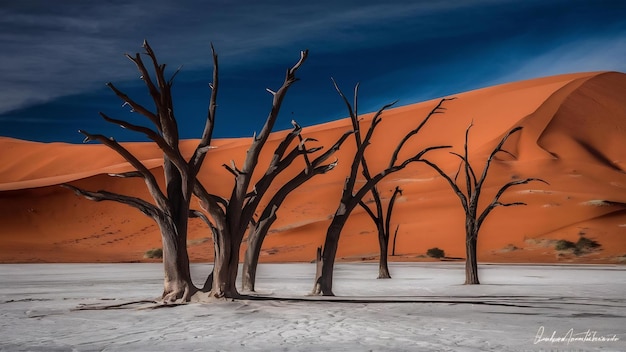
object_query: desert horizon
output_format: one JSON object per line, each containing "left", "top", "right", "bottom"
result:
{"left": 2, "top": 70, "right": 625, "bottom": 265}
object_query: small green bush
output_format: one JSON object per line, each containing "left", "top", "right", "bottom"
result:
{"left": 554, "top": 240, "right": 576, "bottom": 251}
{"left": 574, "top": 237, "right": 601, "bottom": 255}
{"left": 555, "top": 237, "right": 601, "bottom": 256}
{"left": 576, "top": 237, "right": 600, "bottom": 250}
{"left": 426, "top": 247, "right": 445, "bottom": 258}
{"left": 144, "top": 248, "right": 163, "bottom": 259}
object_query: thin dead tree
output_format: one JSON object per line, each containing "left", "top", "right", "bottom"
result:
{"left": 63, "top": 40, "right": 219, "bottom": 302}
{"left": 333, "top": 80, "right": 404, "bottom": 279}
{"left": 194, "top": 50, "right": 325, "bottom": 299}
{"left": 359, "top": 186, "right": 403, "bottom": 278}
{"left": 391, "top": 224, "right": 400, "bottom": 256}
{"left": 241, "top": 129, "right": 354, "bottom": 292}
{"left": 421, "top": 124, "right": 548, "bottom": 284}
{"left": 311, "top": 83, "right": 455, "bottom": 296}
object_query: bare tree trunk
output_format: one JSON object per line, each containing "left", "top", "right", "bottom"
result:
{"left": 226, "top": 234, "right": 244, "bottom": 296}
{"left": 211, "top": 249, "right": 240, "bottom": 298}
{"left": 207, "top": 220, "right": 241, "bottom": 298}
{"left": 160, "top": 221, "right": 196, "bottom": 302}
{"left": 314, "top": 214, "right": 349, "bottom": 296}
{"left": 391, "top": 224, "right": 400, "bottom": 256}
{"left": 242, "top": 218, "right": 272, "bottom": 292}
{"left": 242, "top": 230, "right": 263, "bottom": 292}
{"left": 160, "top": 156, "right": 197, "bottom": 301}
{"left": 377, "top": 226, "right": 391, "bottom": 279}
{"left": 312, "top": 246, "right": 323, "bottom": 295}
{"left": 377, "top": 186, "right": 401, "bottom": 278}
{"left": 464, "top": 233, "right": 480, "bottom": 285}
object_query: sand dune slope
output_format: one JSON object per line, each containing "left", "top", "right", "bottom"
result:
{"left": 1, "top": 71, "right": 625, "bottom": 263}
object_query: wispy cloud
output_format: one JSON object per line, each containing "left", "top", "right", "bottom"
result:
{"left": 1, "top": 0, "right": 625, "bottom": 142}
{"left": 0, "top": 0, "right": 508, "bottom": 114}
{"left": 492, "top": 33, "right": 626, "bottom": 86}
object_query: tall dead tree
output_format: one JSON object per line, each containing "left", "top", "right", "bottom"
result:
{"left": 333, "top": 81, "right": 402, "bottom": 279}
{"left": 359, "top": 186, "right": 403, "bottom": 279}
{"left": 241, "top": 129, "right": 353, "bottom": 292}
{"left": 421, "top": 124, "right": 547, "bottom": 284}
{"left": 311, "top": 84, "right": 454, "bottom": 296}
{"left": 63, "top": 40, "right": 219, "bottom": 302}
{"left": 194, "top": 50, "right": 323, "bottom": 298}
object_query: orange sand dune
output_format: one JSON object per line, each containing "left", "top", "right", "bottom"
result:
{"left": 1, "top": 71, "right": 626, "bottom": 264}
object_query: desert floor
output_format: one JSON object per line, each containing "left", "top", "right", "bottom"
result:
{"left": 1, "top": 263, "right": 624, "bottom": 351}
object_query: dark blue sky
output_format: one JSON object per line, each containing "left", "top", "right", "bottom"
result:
{"left": 1, "top": 0, "right": 625, "bottom": 142}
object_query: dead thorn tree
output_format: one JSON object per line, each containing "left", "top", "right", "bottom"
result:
{"left": 359, "top": 186, "right": 403, "bottom": 279}
{"left": 193, "top": 50, "right": 332, "bottom": 299}
{"left": 63, "top": 40, "right": 219, "bottom": 302}
{"left": 332, "top": 80, "right": 405, "bottom": 279}
{"left": 421, "top": 124, "right": 548, "bottom": 284}
{"left": 241, "top": 127, "right": 354, "bottom": 292}
{"left": 311, "top": 83, "right": 455, "bottom": 296}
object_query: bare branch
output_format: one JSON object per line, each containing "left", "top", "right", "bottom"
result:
{"left": 124, "top": 52, "right": 161, "bottom": 117}
{"left": 331, "top": 78, "right": 358, "bottom": 127}
{"left": 227, "top": 50, "right": 309, "bottom": 238}
{"left": 476, "top": 177, "right": 548, "bottom": 230}
{"left": 318, "top": 159, "right": 339, "bottom": 173}
{"left": 311, "top": 131, "right": 354, "bottom": 168}
{"left": 105, "top": 82, "right": 160, "bottom": 127}
{"left": 193, "top": 180, "right": 227, "bottom": 217}
{"left": 287, "top": 50, "right": 308, "bottom": 78}
{"left": 143, "top": 40, "right": 167, "bottom": 93}
{"left": 453, "top": 160, "right": 463, "bottom": 185}
{"left": 351, "top": 145, "right": 449, "bottom": 208}
{"left": 358, "top": 199, "right": 378, "bottom": 223}
{"left": 99, "top": 112, "right": 188, "bottom": 177}
{"left": 241, "top": 123, "right": 323, "bottom": 230}
{"left": 242, "top": 49, "right": 309, "bottom": 176}
{"left": 189, "top": 209, "right": 214, "bottom": 230}
{"left": 420, "top": 158, "right": 469, "bottom": 212}
{"left": 344, "top": 104, "right": 389, "bottom": 194}
{"left": 389, "top": 97, "right": 455, "bottom": 168}
{"left": 142, "top": 40, "right": 179, "bottom": 145}
{"left": 222, "top": 161, "right": 241, "bottom": 177}
{"left": 62, "top": 184, "right": 161, "bottom": 219}
{"left": 476, "top": 126, "right": 523, "bottom": 191}
{"left": 298, "top": 135, "right": 313, "bottom": 171}
{"left": 385, "top": 186, "right": 403, "bottom": 239}
{"left": 78, "top": 130, "right": 169, "bottom": 211}
{"left": 107, "top": 171, "right": 142, "bottom": 178}
{"left": 167, "top": 65, "right": 183, "bottom": 87}
{"left": 496, "top": 201, "right": 527, "bottom": 207}
{"left": 462, "top": 122, "right": 474, "bottom": 194}
{"left": 189, "top": 43, "right": 219, "bottom": 176}
{"left": 498, "top": 149, "right": 517, "bottom": 159}
{"left": 450, "top": 151, "right": 477, "bottom": 191}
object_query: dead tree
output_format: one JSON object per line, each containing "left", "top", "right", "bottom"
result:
{"left": 63, "top": 40, "right": 219, "bottom": 302}
{"left": 193, "top": 50, "right": 319, "bottom": 298}
{"left": 359, "top": 186, "right": 403, "bottom": 278}
{"left": 332, "top": 81, "right": 404, "bottom": 279}
{"left": 421, "top": 124, "right": 548, "bottom": 284}
{"left": 241, "top": 129, "right": 353, "bottom": 292}
{"left": 311, "top": 85, "right": 454, "bottom": 296}
{"left": 391, "top": 224, "right": 400, "bottom": 256}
